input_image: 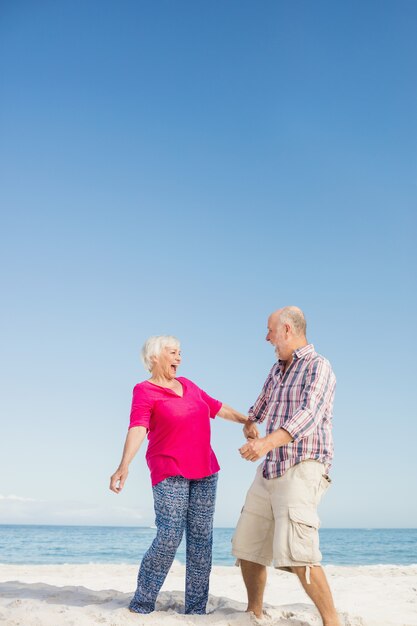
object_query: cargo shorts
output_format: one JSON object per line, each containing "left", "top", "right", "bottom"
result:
{"left": 232, "top": 460, "right": 331, "bottom": 581}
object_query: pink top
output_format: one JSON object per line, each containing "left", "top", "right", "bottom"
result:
{"left": 129, "top": 376, "right": 222, "bottom": 486}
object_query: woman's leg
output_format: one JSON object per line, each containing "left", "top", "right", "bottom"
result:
{"left": 185, "top": 473, "right": 218, "bottom": 614}
{"left": 129, "top": 476, "right": 189, "bottom": 613}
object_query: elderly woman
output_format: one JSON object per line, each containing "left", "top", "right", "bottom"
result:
{"left": 110, "top": 335, "right": 257, "bottom": 615}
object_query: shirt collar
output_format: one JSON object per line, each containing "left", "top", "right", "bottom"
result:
{"left": 277, "top": 343, "right": 314, "bottom": 365}
{"left": 293, "top": 343, "right": 315, "bottom": 359}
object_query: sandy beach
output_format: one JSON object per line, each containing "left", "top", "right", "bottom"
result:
{"left": 0, "top": 562, "right": 416, "bottom": 626}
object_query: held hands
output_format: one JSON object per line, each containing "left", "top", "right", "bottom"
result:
{"left": 243, "top": 421, "right": 259, "bottom": 440}
{"left": 109, "top": 467, "right": 129, "bottom": 493}
{"left": 239, "top": 436, "right": 272, "bottom": 462}
{"left": 240, "top": 420, "right": 265, "bottom": 461}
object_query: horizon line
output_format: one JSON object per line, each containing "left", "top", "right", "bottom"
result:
{"left": 1, "top": 523, "right": 416, "bottom": 530}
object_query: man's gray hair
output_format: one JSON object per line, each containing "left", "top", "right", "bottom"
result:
{"left": 279, "top": 306, "right": 307, "bottom": 337}
{"left": 141, "top": 335, "right": 181, "bottom": 372}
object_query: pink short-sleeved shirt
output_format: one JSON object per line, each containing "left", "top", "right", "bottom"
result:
{"left": 129, "top": 376, "right": 222, "bottom": 486}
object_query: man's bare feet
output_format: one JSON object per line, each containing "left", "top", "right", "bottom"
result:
{"left": 246, "top": 608, "right": 262, "bottom": 618}
{"left": 246, "top": 608, "right": 271, "bottom": 620}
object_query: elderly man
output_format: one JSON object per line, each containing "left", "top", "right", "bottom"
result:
{"left": 233, "top": 306, "right": 340, "bottom": 626}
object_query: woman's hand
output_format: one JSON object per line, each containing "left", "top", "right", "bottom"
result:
{"left": 243, "top": 422, "right": 259, "bottom": 440}
{"left": 109, "top": 426, "right": 147, "bottom": 494}
{"left": 110, "top": 466, "right": 129, "bottom": 493}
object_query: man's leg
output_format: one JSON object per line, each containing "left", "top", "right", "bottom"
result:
{"left": 240, "top": 559, "right": 267, "bottom": 618}
{"left": 232, "top": 467, "right": 273, "bottom": 618}
{"left": 291, "top": 566, "right": 341, "bottom": 626}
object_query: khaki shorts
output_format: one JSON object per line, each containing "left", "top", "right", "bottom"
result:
{"left": 232, "top": 460, "right": 331, "bottom": 575}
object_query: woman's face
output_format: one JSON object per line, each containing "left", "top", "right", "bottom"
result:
{"left": 152, "top": 345, "right": 181, "bottom": 379}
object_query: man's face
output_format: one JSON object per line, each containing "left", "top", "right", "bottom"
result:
{"left": 266, "top": 313, "right": 291, "bottom": 361}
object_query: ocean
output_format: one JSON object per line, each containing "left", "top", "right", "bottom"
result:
{"left": 1, "top": 525, "right": 416, "bottom": 566}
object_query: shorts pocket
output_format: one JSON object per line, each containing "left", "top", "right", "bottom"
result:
{"left": 288, "top": 506, "right": 321, "bottom": 563}
{"left": 318, "top": 474, "right": 331, "bottom": 498}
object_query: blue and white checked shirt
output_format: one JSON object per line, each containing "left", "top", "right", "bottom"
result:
{"left": 248, "top": 344, "right": 336, "bottom": 479}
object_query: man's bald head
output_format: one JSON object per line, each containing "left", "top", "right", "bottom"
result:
{"left": 277, "top": 306, "right": 307, "bottom": 337}
{"left": 266, "top": 306, "right": 307, "bottom": 362}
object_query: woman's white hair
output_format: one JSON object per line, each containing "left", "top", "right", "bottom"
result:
{"left": 141, "top": 335, "right": 181, "bottom": 372}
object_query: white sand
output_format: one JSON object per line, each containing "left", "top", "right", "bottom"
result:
{"left": 0, "top": 562, "right": 416, "bottom": 626}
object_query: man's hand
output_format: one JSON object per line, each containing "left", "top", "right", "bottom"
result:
{"left": 239, "top": 437, "right": 272, "bottom": 462}
{"left": 243, "top": 421, "right": 259, "bottom": 440}
{"left": 110, "top": 467, "right": 128, "bottom": 493}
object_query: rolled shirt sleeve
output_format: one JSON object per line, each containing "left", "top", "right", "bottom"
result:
{"left": 283, "top": 358, "right": 335, "bottom": 441}
{"left": 248, "top": 367, "right": 275, "bottom": 423}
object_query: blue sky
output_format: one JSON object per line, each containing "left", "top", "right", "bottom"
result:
{"left": 0, "top": 1, "right": 416, "bottom": 528}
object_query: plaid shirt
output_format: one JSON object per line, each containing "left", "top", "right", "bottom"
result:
{"left": 248, "top": 344, "right": 336, "bottom": 479}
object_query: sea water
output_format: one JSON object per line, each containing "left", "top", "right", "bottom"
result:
{"left": 0, "top": 525, "right": 416, "bottom": 566}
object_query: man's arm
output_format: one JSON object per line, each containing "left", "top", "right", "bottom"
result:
{"left": 239, "top": 357, "right": 335, "bottom": 462}
{"left": 239, "top": 427, "right": 292, "bottom": 461}
{"left": 239, "top": 367, "right": 276, "bottom": 443}
{"left": 247, "top": 367, "right": 275, "bottom": 424}
{"left": 283, "top": 358, "right": 335, "bottom": 441}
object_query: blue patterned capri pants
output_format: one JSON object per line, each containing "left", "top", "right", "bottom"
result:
{"left": 129, "top": 472, "right": 218, "bottom": 614}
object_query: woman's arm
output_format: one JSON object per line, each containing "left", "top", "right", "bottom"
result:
{"left": 218, "top": 404, "right": 259, "bottom": 438}
{"left": 109, "top": 426, "right": 147, "bottom": 493}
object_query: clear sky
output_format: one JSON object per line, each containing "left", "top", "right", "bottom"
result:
{"left": 0, "top": 1, "right": 416, "bottom": 528}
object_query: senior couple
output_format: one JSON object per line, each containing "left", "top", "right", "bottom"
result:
{"left": 110, "top": 306, "right": 341, "bottom": 626}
